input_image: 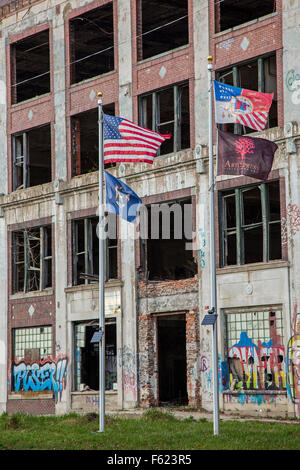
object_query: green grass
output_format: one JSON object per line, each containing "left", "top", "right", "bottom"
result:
{"left": 0, "top": 410, "right": 299, "bottom": 450}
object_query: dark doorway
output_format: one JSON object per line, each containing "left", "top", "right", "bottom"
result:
{"left": 157, "top": 314, "right": 188, "bottom": 405}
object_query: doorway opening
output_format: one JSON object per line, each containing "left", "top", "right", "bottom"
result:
{"left": 157, "top": 314, "right": 188, "bottom": 405}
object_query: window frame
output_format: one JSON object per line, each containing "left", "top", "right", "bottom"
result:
{"left": 138, "top": 82, "right": 190, "bottom": 156}
{"left": 220, "top": 181, "right": 282, "bottom": 267}
{"left": 12, "top": 225, "right": 53, "bottom": 294}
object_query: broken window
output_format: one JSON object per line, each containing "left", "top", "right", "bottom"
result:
{"left": 71, "top": 104, "right": 115, "bottom": 176}
{"left": 74, "top": 319, "right": 117, "bottom": 391}
{"left": 220, "top": 180, "right": 282, "bottom": 267}
{"left": 215, "top": 0, "right": 276, "bottom": 33}
{"left": 139, "top": 82, "right": 190, "bottom": 156}
{"left": 225, "top": 307, "right": 286, "bottom": 391}
{"left": 12, "top": 124, "right": 52, "bottom": 190}
{"left": 137, "top": 0, "right": 188, "bottom": 60}
{"left": 217, "top": 54, "right": 278, "bottom": 133}
{"left": 69, "top": 3, "right": 114, "bottom": 85}
{"left": 11, "top": 29, "right": 50, "bottom": 104}
{"left": 141, "top": 197, "right": 197, "bottom": 281}
{"left": 12, "top": 225, "right": 52, "bottom": 293}
{"left": 72, "top": 215, "right": 118, "bottom": 286}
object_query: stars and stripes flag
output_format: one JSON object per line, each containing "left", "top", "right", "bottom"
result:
{"left": 214, "top": 80, "right": 273, "bottom": 132}
{"left": 103, "top": 114, "right": 171, "bottom": 164}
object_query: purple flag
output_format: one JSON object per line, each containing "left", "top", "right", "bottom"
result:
{"left": 217, "top": 130, "right": 278, "bottom": 180}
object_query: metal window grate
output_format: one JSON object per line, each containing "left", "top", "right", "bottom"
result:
{"left": 226, "top": 308, "right": 283, "bottom": 349}
{"left": 14, "top": 326, "right": 52, "bottom": 362}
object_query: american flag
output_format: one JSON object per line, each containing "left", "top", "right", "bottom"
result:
{"left": 103, "top": 114, "right": 171, "bottom": 164}
{"left": 214, "top": 81, "right": 273, "bottom": 132}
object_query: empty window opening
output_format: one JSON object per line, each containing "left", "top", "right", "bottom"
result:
{"left": 11, "top": 29, "right": 50, "bottom": 104}
{"left": 139, "top": 83, "right": 190, "bottom": 156}
{"left": 220, "top": 180, "right": 282, "bottom": 267}
{"left": 157, "top": 314, "right": 188, "bottom": 405}
{"left": 71, "top": 104, "right": 115, "bottom": 176}
{"left": 226, "top": 307, "right": 285, "bottom": 391}
{"left": 72, "top": 215, "right": 118, "bottom": 286}
{"left": 70, "top": 4, "right": 114, "bottom": 85}
{"left": 74, "top": 320, "right": 117, "bottom": 391}
{"left": 215, "top": 0, "right": 276, "bottom": 33}
{"left": 12, "top": 225, "right": 52, "bottom": 294}
{"left": 12, "top": 124, "right": 52, "bottom": 190}
{"left": 137, "top": 0, "right": 188, "bottom": 60}
{"left": 217, "top": 54, "right": 277, "bottom": 134}
{"left": 141, "top": 197, "right": 197, "bottom": 281}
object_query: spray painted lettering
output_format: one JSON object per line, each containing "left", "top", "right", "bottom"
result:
{"left": 286, "top": 69, "right": 300, "bottom": 105}
{"left": 12, "top": 355, "right": 68, "bottom": 402}
{"left": 227, "top": 332, "right": 286, "bottom": 391}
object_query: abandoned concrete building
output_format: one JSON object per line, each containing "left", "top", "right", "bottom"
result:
{"left": 0, "top": 0, "right": 299, "bottom": 419}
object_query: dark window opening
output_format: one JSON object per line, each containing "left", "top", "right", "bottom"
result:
{"left": 70, "top": 4, "right": 114, "bottom": 85}
{"left": 71, "top": 104, "right": 115, "bottom": 176}
{"left": 217, "top": 54, "right": 278, "bottom": 134}
{"left": 137, "top": 0, "right": 188, "bottom": 61}
{"left": 157, "top": 314, "right": 188, "bottom": 405}
{"left": 12, "top": 125, "right": 52, "bottom": 190}
{"left": 142, "top": 197, "right": 197, "bottom": 281}
{"left": 220, "top": 181, "right": 282, "bottom": 267}
{"left": 215, "top": 0, "right": 276, "bottom": 33}
{"left": 12, "top": 225, "right": 52, "bottom": 293}
{"left": 11, "top": 30, "right": 50, "bottom": 104}
{"left": 139, "top": 83, "right": 190, "bottom": 156}
{"left": 74, "top": 320, "right": 117, "bottom": 391}
{"left": 72, "top": 215, "right": 118, "bottom": 286}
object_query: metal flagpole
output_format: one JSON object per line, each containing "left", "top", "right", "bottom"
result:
{"left": 98, "top": 91, "right": 105, "bottom": 433}
{"left": 208, "top": 56, "right": 219, "bottom": 436}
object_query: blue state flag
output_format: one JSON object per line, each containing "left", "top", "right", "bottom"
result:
{"left": 105, "top": 171, "right": 142, "bottom": 223}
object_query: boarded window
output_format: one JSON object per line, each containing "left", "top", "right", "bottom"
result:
{"left": 69, "top": 3, "right": 114, "bottom": 84}
{"left": 11, "top": 29, "right": 50, "bottom": 104}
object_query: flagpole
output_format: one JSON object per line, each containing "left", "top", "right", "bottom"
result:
{"left": 98, "top": 91, "right": 105, "bottom": 433}
{"left": 208, "top": 55, "right": 219, "bottom": 436}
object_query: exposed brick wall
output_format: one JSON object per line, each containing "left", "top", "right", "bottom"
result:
{"left": 138, "top": 278, "right": 198, "bottom": 299}
{"left": 186, "top": 309, "right": 201, "bottom": 408}
{"left": 138, "top": 314, "right": 156, "bottom": 407}
{"left": 7, "top": 398, "right": 55, "bottom": 415}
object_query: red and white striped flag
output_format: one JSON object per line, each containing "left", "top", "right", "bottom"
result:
{"left": 103, "top": 114, "right": 171, "bottom": 164}
{"left": 214, "top": 80, "right": 273, "bottom": 132}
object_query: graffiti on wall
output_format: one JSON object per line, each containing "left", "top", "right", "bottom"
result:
{"left": 286, "top": 69, "right": 300, "bottom": 105}
{"left": 281, "top": 203, "right": 300, "bottom": 245}
{"left": 12, "top": 355, "right": 69, "bottom": 402}
{"left": 197, "top": 228, "right": 206, "bottom": 268}
{"left": 287, "top": 312, "right": 300, "bottom": 405}
{"left": 227, "top": 332, "right": 286, "bottom": 391}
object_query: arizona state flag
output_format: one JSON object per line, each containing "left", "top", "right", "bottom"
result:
{"left": 217, "top": 130, "right": 278, "bottom": 180}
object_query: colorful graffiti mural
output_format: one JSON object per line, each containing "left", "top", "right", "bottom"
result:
{"left": 227, "top": 332, "right": 286, "bottom": 391}
{"left": 12, "top": 355, "right": 68, "bottom": 402}
{"left": 287, "top": 313, "right": 300, "bottom": 405}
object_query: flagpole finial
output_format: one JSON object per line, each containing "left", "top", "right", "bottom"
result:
{"left": 208, "top": 55, "right": 213, "bottom": 63}
{"left": 98, "top": 92, "right": 103, "bottom": 98}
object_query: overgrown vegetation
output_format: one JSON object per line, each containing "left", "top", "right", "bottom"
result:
{"left": 0, "top": 410, "right": 299, "bottom": 450}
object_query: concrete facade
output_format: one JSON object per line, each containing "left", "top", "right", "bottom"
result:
{"left": 0, "top": 0, "right": 299, "bottom": 419}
